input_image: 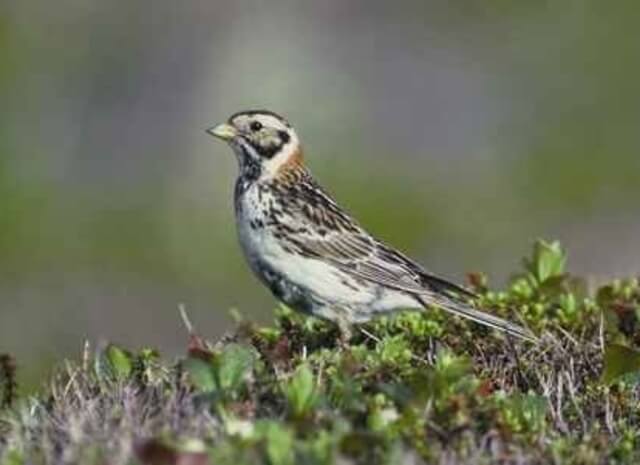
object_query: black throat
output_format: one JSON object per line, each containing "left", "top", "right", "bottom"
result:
{"left": 235, "top": 143, "right": 262, "bottom": 187}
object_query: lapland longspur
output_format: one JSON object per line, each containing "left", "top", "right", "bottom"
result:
{"left": 207, "top": 110, "right": 535, "bottom": 342}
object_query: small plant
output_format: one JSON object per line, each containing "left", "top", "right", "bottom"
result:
{"left": 183, "top": 343, "right": 255, "bottom": 403}
{"left": 100, "top": 344, "right": 133, "bottom": 380}
{"left": 493, "top": 391, "right": 547, "bottom": 436}
{"left": 4, "top": 239, "right": 640, "bottom": 464}
{"left": 524, "top": 239, "right": 567, "bottom": 288}
{"left": 283, "top": 363, "right": 319, "bottom": 421}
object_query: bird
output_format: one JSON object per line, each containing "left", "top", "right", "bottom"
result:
{"left": 206, "top": 110, "right": 535, "bottom": 342}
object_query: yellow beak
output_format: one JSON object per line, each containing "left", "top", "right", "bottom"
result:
{"left": 206, "top": 123, "right": 238, "bottom": 141}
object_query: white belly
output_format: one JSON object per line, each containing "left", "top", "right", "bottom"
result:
{"left": 237, "top": 218, "right": 365, "bottom": 304}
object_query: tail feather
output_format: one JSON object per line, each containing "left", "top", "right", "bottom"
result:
{"left": 416, "top": 295, "right": 538, "bottom": 343}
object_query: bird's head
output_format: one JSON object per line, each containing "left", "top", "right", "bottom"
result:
{"left": 207, "top": 110, "right": 302, "bottom": 180}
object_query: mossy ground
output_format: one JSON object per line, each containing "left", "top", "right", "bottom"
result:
{"left": 1, "top": 240, "right": 640, "bottom": 465}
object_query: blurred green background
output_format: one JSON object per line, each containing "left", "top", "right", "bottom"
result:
{"left": 1, "top": 1, "right": 639, "bottom": 381}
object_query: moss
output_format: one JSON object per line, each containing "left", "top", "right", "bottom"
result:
{"left": 2, "top": 240, "right": 640, "bottom": 464}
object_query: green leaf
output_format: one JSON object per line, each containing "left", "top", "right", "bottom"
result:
{"left": 284, "top": 363, "right": 318, "bottom": 419}
{"left": 184, "top": 344, "right": 253, "bottom": 395}
{"left": 261, "top": 422, "right": 294, "bottom": 465}
{"left": 105, "top": 344, "right": 133, "bottom": 380}
{"left": 215, "top": 344, "right": 254, "bottom": 393}
{"left": 524, "top": 239, "right": 567, "bottom": 285}
{"left": 184, "top": 357, "right": 217, "bottom": 392}
{"left": 602, "top": 344, "right": 640, "bottom": 384}
{"left": 94, "top": 344, "right": 133, "bottom": 381}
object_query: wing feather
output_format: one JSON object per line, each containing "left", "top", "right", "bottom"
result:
{"left": 272, "top": 175, "right": 535, "bottom": 341}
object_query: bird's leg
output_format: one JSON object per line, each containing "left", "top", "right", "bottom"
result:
{"left": 336, "top": 318, "right": 353, "bottom": 350}
{"left": 316, "top": 306, "right": 353, "bottom": 349}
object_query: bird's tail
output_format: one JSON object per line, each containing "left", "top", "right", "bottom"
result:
{"left": 416, "top": 295, "right": 538, "bottom": 343}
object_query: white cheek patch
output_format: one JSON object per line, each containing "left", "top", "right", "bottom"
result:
{"left": 256, "top": 132, "right": 281, "bottom": 152}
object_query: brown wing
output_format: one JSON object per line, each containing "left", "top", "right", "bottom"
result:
{"left": 275, "top": 175, "right": 474, "bottom": 299}
{"left": 285, "top": 229, "right": 474, "bottom": 299}
{"left": 271, "top": 172, "right": 535, "bottom": 341}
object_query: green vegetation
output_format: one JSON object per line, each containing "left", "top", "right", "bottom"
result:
{"left": 2, "top": 240, "right": 640, "bottom": 464}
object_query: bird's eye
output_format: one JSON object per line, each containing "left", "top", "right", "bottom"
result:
{"left": 250, "top": 121, "right": 263, "bottom": 132}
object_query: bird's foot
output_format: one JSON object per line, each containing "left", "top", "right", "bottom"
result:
{"left": 336, "top": 323, "right": 353, "bottom": 351}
